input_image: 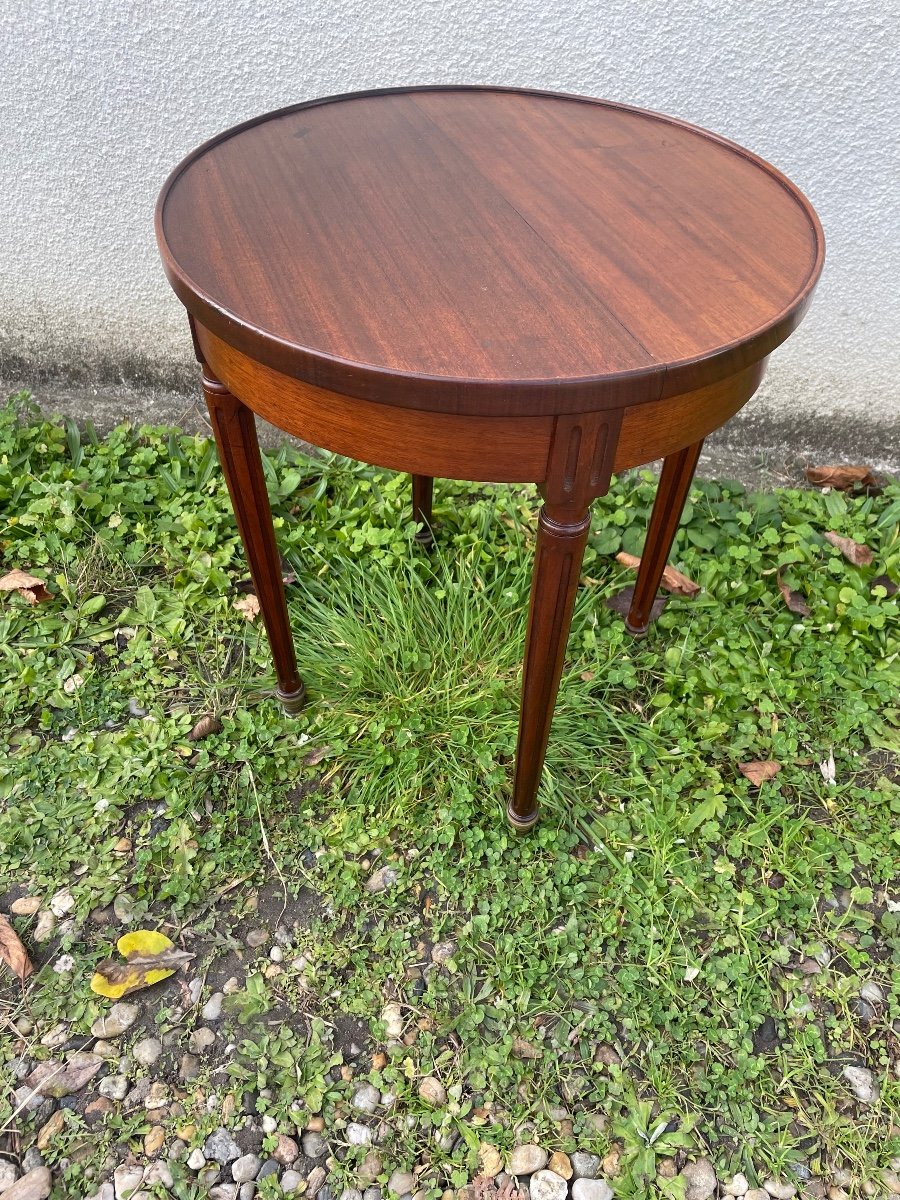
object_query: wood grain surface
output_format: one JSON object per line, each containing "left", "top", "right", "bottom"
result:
{"left": 157, "top": 86, "right": 823, "bottom": 417}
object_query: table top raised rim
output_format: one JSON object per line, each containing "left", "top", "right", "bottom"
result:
{"left": 156, "top": 84, "right": 825, "bottom": 416}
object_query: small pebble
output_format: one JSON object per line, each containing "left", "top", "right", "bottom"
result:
{"left": 346, "top": 1122, "right": 372, "bottom": 1145}
{"left": 189, "top": 1027, "right": 216, "bottom": 1054}
{"left": 530, "top": 1170, "right": 568, "bottom": 1200}
{"left": 380, "top": 1002, "right": 403, "bottom": 1040}
{"left": 10, "top": 896, "right": 41, "bottom": 916}
{"left": 145, "top": 1081, "right": 169, "bottom": 1111}
{"left": 180, "top": 1053, "right": 201, "bottom": 1080}
{"left": 232, "top": 1154, "right": 262, "bottom": 1184}
{"left": 281, "top": 1171, "right": 304, "bottom": 1194}
{"left": 508, "top": 1146, "right": 549, "bottom": 1176}
{"left": 205, "top": 1128, "right": 242, "bottom": 1165}
{"left": 132, "top": 1037, "right": 162, "bottom": 1067}
{"left": 49, "top": 888, "right": 75, "bottom": 918}
{"left": 763, "top": 1182, "right": 796, "bottom": 1199}
{"left": 246, "top": 928, "right": 269, "bottom": 948}
{"left": 679, "top": 1159, "right": 718, "bottom": 1200}
{"left": 842, "top": 1064, "right": 879, "bottom": 1104}
{"left": 143, "top": 1162, "right": 173, "bottom": 1188}
{"left": 273, "top": 1133, "right": 299, "bottom": 1165}
{"left": 261, "top": 1115, "right": 277, "bottom": 1134}
{"left": 91, "top": 1002, "right": 140, "bottom": 1039}
{"left": 143, "top": 1126, "right": 165, "bottom": 1156}
{"left": 202, "top": 992, "right": 224, "bottom": 1021}
{"left": 366, "top": 866, "right": 399, "bottom": 893}
{"left": 0, "top": 1161, "right": 19, "bottom": 1192}
{"left": 570, "top": 1153, "right": 600, "bottom": 1181}
{"left": 549, "top": 1153, "right": 572, "bottom": 1181}
{"left": 33, "top": 911, "right": 56, "bottom": 943}
{"left": 113, "top": 1164, "right": 145, "bottom": 1199}
{"left": 860, "top": 980, "right": 883, "bottom": 1004}
{"left": 418, "top": 1076, "right": 446, "bottom": 1107}
{"left": 571, "top": 1183, "right": 613, "bottom": 1200}
{"left": 353, "top": 1083, "right": 381, "bottom": 1114}
{"left": 187, "top": 1148, "right": 207, "bottom": 1170}
{"left": 724, "top": 1175, "right": 750, "bottom": 1196}
{"left": 303, "top": 1131, "right": 328, "bottom": 1158}
{"left": 389, "top": 1171, "right": 417, "bottom": 1195}
{"left": 99, "top": 1075, "right": 129, "bottom": 1101}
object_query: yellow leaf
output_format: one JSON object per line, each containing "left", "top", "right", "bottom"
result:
{"left": 117, "top": 930, "right": 174, "bottom": 958}
{"left": 90, "top": 966, "right": 175, "bottom": 999}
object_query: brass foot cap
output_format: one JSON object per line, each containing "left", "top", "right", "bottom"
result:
{"left": 624, "top": 619, "right": 649, "bottom": 639}
{"left": 415, "top": 527, "right": 435, "bottom": 547}
{"left": 507, "top": 803, "right": 539, "bottom": 834}
{"left": 276, "top": 683, "right": 307, "bottom": 715}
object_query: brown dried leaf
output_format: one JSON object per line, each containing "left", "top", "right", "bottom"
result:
{"left": 824, "top": 531, "right": 874, "bottom": 567}
{"left": 0, "top": 569, "right": 50, "bottom": 605}
{"left": 26, "top": 1052, "right": 103, "bottom": 1097}
{"left": 0, "top": 913, "right": 33, "bottom": 980}
{"left": 616, "top": 552, "right": 700, "bottom": 597}
{"left": 739, "top": 760, "right": 782, "bottom": 787}
{"left": 303, "top": 744, "right": 332, "bottom": 766}
{"left": 605, "top": 583, "right": 668, "bottom": 623}
{"left": 512, "top": 1035, "right": 542, "bottom": 1060}
{"left": 188, "top": 713, "right": 222, "bottom": 741}
{"left": 806, "top": 465, "right": 878, "bottom": 490}
{"left": 777, "top": 573, "right": 810, "bottom": 616}
{"left": 90, "top": 948, "right": 194, "bottom": 998}
{"left": 233, "top": 593, "right": 260, "bottom": 622}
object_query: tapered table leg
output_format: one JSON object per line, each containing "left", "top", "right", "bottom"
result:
{"left": 202, "top": 367, "right": 306, "bottom": 713}
{"left": 412, "top": 474, "right": 434, "bottom": 546}
{"left": 509, "top": 506, "right": 591, "bottom": 831}
{"left": 626, "top": 439, "right": 704, "bottom": 636}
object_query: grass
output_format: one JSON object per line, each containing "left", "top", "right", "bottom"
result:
{"left": 1, "top": 390, "right": 899, "bottom": 1197}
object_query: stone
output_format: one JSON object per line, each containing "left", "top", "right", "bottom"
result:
{"left": 571, "top": 1183, "right": 613, "bottom": 1200}
{"left": 0, "top": 1161, "right": 19, "bottom": 1193}
{"left": 143, "top": 1126, "right": 165, "bottom": 1156}
{"left": 113, "top": 893, "right": 135, "bottom": 923}
{"left": 232, "top": 1154, "right": 262, "bottom": 1183}
{"left": 508, "top": 1146, "right": 549, "bottom": 1176}
{"left": 112, "top": 1165, "right": 145, "bottom": 1199}
{"left": 99, "top": 1075, "right": 129, "bottom": 1101}
{"left": 202, "top": 992, "right": 224, "bottom": 1021}
{"left": 84, "top": 1096, "right": 114, "bottom": 1125}
{"left": 91, "top": 1003, "right": 139, "bottom": 1039}
{"left": 189, "top": 1027, "right": 216, "bottom": 1054}
{"left": 381, "top": 1002, "right": 403, "bottom": 1040}
{"left": 132, "top": 1038, "right": 162, "bottom": 1067}
{"left": 841, "top": 1064, "right": 879, "bottom": 1104}
{"left": 881, "top": 1172, "right": 900, "bottom": 1196}
{"left": 180, "top": 1053, "right": 201, "bottom": 1080}
{"left": 240, "top": 1187, "right": 256, "bottom": 1200}
{"left": 205, "top": 1128, "right": 243, "bottom": 1165}
{"left": 49, "top": 888, "right": 75, "bottom": 917}
{"left": 246, "top": 928, "right": 269, "bottom": 948}
{"left": 187, "top": 1148, "right": 206, "bottom": 1170}
{"left": 36, "top": 1110, "right": 65, "bottom": 1150}
{"left": 282, "top": 1172, "right": 304, "bottom": 1194}
{"left": 307, "top": 1166, "right": 328, "bottom": 1197}
{"left": 341, "top": 1191, "right": 363, "bottom": 1200}
{"left": 257, "top": 1160, "right": 280, "bottom": 1181}
{"left": 260, "top": 1115, "right": 278, "bottom": 1135}
{"left": 199, "top": 1167, "right": 223, "bottom": 1189}
{"left": 93, "top": 1040, "right": 119, "bottom": 1060}
{"left": 431, "top": 940, "right": 457, "bottom": 964}
{"left": 1, "top": 1168, "right": 52, "bottom": 1200}
{"left": 346, "top": 1122, "right": 372, "bottom": 1145}
{"left": 273, "top": 1134, "right": 299, "bottom": 1165}
{"left": 358, "top": 1151, "right": 383, "bottom": 1183}
{"left": 570, "top": 1153, "right": 600, "bottom": 1181}
{"left": 418, "top": 1077, "right": 446, "bottom": 1107}
{"left": 19, "top": 1154, "right": 42, "bottom": 1177}
{"left": 142, "top": 1163, "right": 172, "bottom": 1188}
{"left": 209, "top": 1188, "right": 238, "bottom": 1200}
{"left": 10, "top": 896, "right": 41, "bottom": 916}
{"left": 39, "top": 1023, "right": 69, "bottom": 1049}
{"left": 353, "top": 1083, "right": 381, "bottom": 1114}
{"left": 529, "top": 1170, "right": 568, "bottom": 1200}
{"left": 33, "top": 912, "right": 56, "bottom": 943}
{"left": 725, "top": 1175, "right": 750, "bottom": 1196}
{"left": 84, "top": 1186, "right": 115, "bottom": 1200}
{"left": 478, "top": 1146, "right": 503, "bottom": 1179}
{"left": 366, "top": 865, "right": 399, "bottom": 893}
{"left": 860, "top": 981, "right": 884, "bottom": 1004}
{"left": 389, "top": 1171, "right": 417, "bottom": 1196}
{"left": 25, "top": 1053, "right": 103, "bottom": 1098}
{"left": 303, "top": 1131, "right": 328, "bottom": 1158}
{"left": 144, "top": 1081, "right": 169, "bottom": 1111}
{"left": 548, "top": 1153, "right": 572, "bottom": 1181}
{"left": 763, "top": 1182, "right": 796, "bottom": 1199}
{"left": 679, "top": 1159, "right": 718, "bottom": 1200}
{"left": 746, "top": 1192, "right": 770, "bottom": 1200}
{"left": 364, "top": 1190, "right": 382, "bottom": 1200}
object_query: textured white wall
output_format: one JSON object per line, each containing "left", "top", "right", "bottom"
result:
{"left": 1, "top": 0, "right": 898, "bottom": 419}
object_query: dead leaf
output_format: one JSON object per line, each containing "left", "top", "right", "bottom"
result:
{"left": 26, "top": 1052, "right": 103, "bottom": 1097}
{"left": 615, "top": 552, "right": 700, "bottom": 597}
{"left": 188, "top": 713, "right": 222, "bottom": 741}
{"left": 90, "top": 929, "right": 193, "bottom": 998}
{"left": 819, "top": 750, "right": 836, "bottom": 785}
{"left": 806, "top": 465, "right": 878, "bottom": 491}
{"left": 0, "top": 913, "right": 33, "bottom": 980}
{"left": 0, "top": 568, "right": 50, "bottom": 604}
{"left": 739, "top": 760, "right": 782, "bottom": 787}
{"left": 824, "top": 531, "right": 874, "bottom": 567}
{"left": 233, "top": 593, "right": 260, "bottom": 621}
{"left": 605, "top": 583, "right": 668, "bottom": 623}
{"left": 303, "top": 744, "right": 332, "bottom": 766}
{"left": 512, "top": 1035, "right": 542, "bottom": 1060}
{"left": 777, "top": 573, "right": 810, "bottom": 617}
{"left": 871, "top": 574, "right": 898, "bottom": 597}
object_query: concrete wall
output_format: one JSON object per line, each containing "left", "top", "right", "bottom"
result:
{"left": 1, "top": 0, "right": 898, "bottom": 424}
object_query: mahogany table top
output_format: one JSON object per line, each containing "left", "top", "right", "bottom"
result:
{"left": 157, "top": 86, "right": 824, "bottom": 416}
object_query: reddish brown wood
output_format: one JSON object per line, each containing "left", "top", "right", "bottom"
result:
{"left": 626, "top": 440, "right": 705, "bottom": 637}
{"left": 202, "top": 368, "right": 306, "bottom": 712}
{"left": 157, "top": 88, "right": 825, "bottom": 831}
{"left": 509, "top": 409, "right": 623, "bottom": 829}
{"left": 157, "top": 86, "right": 823, "bottom": 417}
{"left": 412, "top": 475, "right": 434, "bottom": 545}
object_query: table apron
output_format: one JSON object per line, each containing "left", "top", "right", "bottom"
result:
{"left": 196, "top": 324, "right": 767, "bottom": 484}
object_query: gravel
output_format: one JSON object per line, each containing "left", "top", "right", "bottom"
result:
{"left": 529, "top": 1169, "right": 568, "bottom": 1200}
{"left": 508, "top": 1146, "right": 549, "bottom": 1176}
{"left": 91, "top": 1002, "right": 139, "bottom": 1039}
{"left": 569, "top": 1153, "right": 600, "bottom": 1181}
{"left": 571, "top": 1182, "right": 613, "bottom": 1200}
{"left": 231, "top": 1153, "right": 262, "bottom": 1183}
{"left": 131, "top": 1037, "right": 162, "bottom": 1067}
{"left": 680, "top": 1159, "right": 718, "bottom": 1200}
{"left": 204, "top": 1128, "right": 243, "bottom": 1166}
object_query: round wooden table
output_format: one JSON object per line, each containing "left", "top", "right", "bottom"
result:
{"left": 156, "top": 85, "right": 823, "bottom": 830}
